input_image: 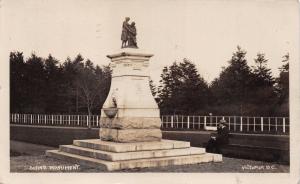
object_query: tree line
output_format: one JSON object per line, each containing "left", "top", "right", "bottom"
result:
{"left": 154, "top": 46, "right": 289, "bottom": 116}
{"left": 10, "top": 46, "right": 289, "bottom": 116}
{"left": 10, "top": 52, "right": 111, "bottom": 115}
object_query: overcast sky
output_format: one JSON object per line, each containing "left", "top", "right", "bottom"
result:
{"left": 2, "top": 0, "right": 298, "bottom": 84}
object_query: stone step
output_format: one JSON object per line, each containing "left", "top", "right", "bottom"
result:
{"left": 59, "top": 144, "right": 206, "bottom": 161}
{"left": 46, "top": 150, "right": 119, "bottom": 171}
{"left": 46, "top": 150, "right": 222, "bottom": 171}
{"left": 73, "top": 139, "right": 190, "bottom": 153}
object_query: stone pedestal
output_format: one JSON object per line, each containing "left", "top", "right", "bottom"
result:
{"left": 100, "top": 48, "right": 162, "bottom": 142}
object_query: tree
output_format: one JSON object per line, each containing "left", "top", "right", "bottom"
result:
{"left": 93, "top": 65, "right": 111, "bottom": 113}
{"left": 24, "top": 53, "right": 47, "bottom": 113}
{"left": 210, "top": 46, "right": 253, "bottom": 115}
{"left": 250, "top": 53, "right": 277, "bottom": 115}
{"left": 149, "top": 78, "right": 158, "bottom": 98}
{"left": 158, "top": 58, "right": 209, "bottom": 114}
{"left": 10, "top": 52, "right": 26, "bottom": 112}
{"left": 74, "top": 60, "right": 111, "bottom": 127}
{"left": 60, "top": 54, "right": 84, "bottom": 113}
{"left": 253, "top": 53, "right": 275, "bottom": 86}
{"left": 44, "top": 54, "right": 63, "bottom": 113}
{"left": 275, "top": 53, "right": 289, "bottom": 116}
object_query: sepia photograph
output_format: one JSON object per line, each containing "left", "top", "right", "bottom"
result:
{"left": 1, "top": 0, "right": 299, "bottom": 183}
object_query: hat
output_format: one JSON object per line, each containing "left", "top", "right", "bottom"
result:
{"left": 219, "top": 119, "right": 227, "bottom": 125}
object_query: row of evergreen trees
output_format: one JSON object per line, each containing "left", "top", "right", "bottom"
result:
{"left": 10, "top": 52, "right": 111, "bottom": 115}
{"left": 152, "top": 46, "right": 289, "bottom": 116}
{"left": 10, "top": 46, "right": 289, "bottom": 116}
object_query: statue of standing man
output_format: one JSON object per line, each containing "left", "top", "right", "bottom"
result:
{"left": 121, "top": 17, "right": 138, "bottom": 48}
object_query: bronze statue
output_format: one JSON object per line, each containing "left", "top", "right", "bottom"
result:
{"left": 121, "top": 17, "right": 138, "bottom": 48}
{"left": 121, "top": 17, "right": 130, "bottom": 48}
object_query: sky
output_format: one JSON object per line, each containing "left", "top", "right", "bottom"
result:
{"left": 1, "top": 0, "right": 298, "bottom": 84}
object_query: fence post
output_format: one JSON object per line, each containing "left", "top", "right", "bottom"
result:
{"left": 240, "top": 116, "right": 243, "bottom": 132}
{"left": 31, "top": 114, "right": 33, "bottom": 124}
{"left": 283, "top": 118, "right": 286, "bottom": 133}
{"left": 228, "top": 117, "right": 231, "bottom": 130}
{"left": 192, "top": 116, "right": 195, "bottom": 129}
{"left": 254, "top": 118, "right": 256, "bottom": 132}
{"left": 247, "top": 117, "right": 249, "bottom": 131}
{"left": 171, "top": 116, "right": 174, "bottom": 128}
{"left": 87, "top": 115, "right": 89, "bottom": 128}
{"left": 77, "top": 115, "right": 80, "bottom": 126}
{"left": 68, "top": 115, "right": 71, "bottom": 126}
{"left": 268, "top": 117, "right": 271, "bottom": 132}
{"left": 97, "top": 115, "right": 99, "bottom": 127}
{"left": 45, "top": 115, "right": 47, "bottom": 125}
{"left": 204, "top": 116, "right": 207, "bottom": 129}
{"left": 60, "top": 115, "right": 62, "bottom": 126}
{"left": 261, "top": 117, "right": 264, "bottom": 132}
{"left": 234, "top": 116, "right": 236, "bottom": 131}
{"left": 52, "top": 115, "right": 54, "bottom": 125}
{"left": 181, "top": 116, "right": 184, "bottom": 129}
{"left": 38, "top": 115, "right": 40, "bottom": 124}
{"left": 275, "top": 117, "right": 278, "bottom": 131}
{"left": 187, "top": 116, "right": 190, "bottom": 129}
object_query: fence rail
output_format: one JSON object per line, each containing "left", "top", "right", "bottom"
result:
{"left": 10, "top": 114, "right": 101, "bottom": 128}
{"left": 161, "top": 115, "right": 289, "bottom": 134}
{"left": 10, "top": 114, "right": 289, "bottom": 134}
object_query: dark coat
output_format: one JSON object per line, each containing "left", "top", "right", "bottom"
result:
{"left": 121, "top": 21, "right": 130, "bottom": 41}
{"left": 216, "top": 124, "right": 229, "bottom": 145}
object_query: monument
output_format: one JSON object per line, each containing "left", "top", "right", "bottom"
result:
{"left": 46, "top": 17, "right": 222, "bottom": 171}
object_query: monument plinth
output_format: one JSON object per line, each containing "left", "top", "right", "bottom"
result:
{"left": 46, "top": 17, "right": 222, "bottom": 171}
{"left": 100, "top": 49, "right": 162, "bottom": 142}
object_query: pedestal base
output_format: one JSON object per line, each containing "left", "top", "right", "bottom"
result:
{"left": 100, "top": 128, "right": 162, "bottom": 142}
{"left": 46, "top": 139, "right": 222, "bottom": 171}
